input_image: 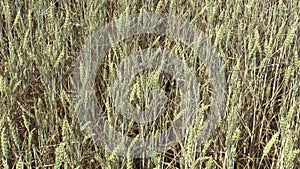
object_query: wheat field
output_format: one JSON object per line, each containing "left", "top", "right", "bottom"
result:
{"left": 0, "top": 0, "right": 299, "bottom": 168}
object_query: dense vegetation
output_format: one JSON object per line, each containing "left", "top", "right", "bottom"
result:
{"left": 0, "top": 0, "right": 299, "bottom": 168}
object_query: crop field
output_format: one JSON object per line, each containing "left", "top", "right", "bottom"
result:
{"left": 0, "top": 0, "right": 299, "bottom": 168}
